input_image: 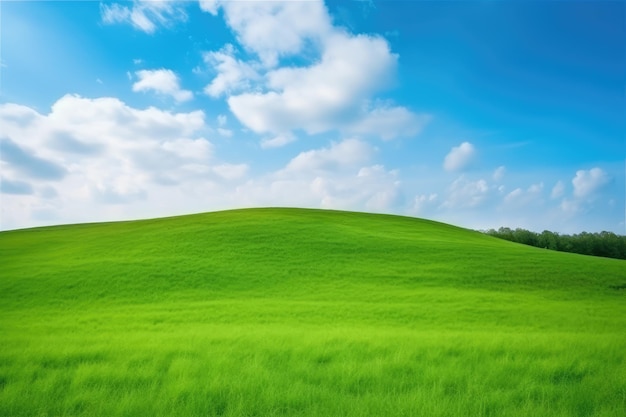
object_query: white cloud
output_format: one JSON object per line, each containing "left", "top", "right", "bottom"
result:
{"left": 0, "top": 96, "right": 408, "bottom": 230}
{"left": 493, "top": 165, "right": 506, "bottom": 181}
{"left": 572, "top": 167, "right": 610, "bottom": 198}
{"left": 203, "top": 44, "right": 260, "bottom": 98}
{"left": 260, "top": 133, "right": 296, "bottom": 149}
{"left": 215, "top": 115, "right": 233, "bottom": 137}
{"left": 554, "top": 168, "right": 612, "bottom": 218}
{"left": 213, "top": 163, "right": 248, "bottom": 181}
{"left": 503, "top": 182, "right": 543, "bottom": 206}
{"left": 101, "top": 0, "right": 187, "bottom": 34}
{"left": 0, "top": 95, "right": 249, "bottom": 229}
{"left": 345, "top": 105, "right": 431, "bottom": 140}
{"left": 217, "top": 128, "right": 233, "bottom": 138}
{"left": 132, "top": 69, "right": 193, "bottom": 102}
{"left": 225, "top": 139, "right": 400, "bottom": 213}
{"left": 412, "top": 193, "right": 438, "bottom": 215}
{"left": 233, "top": 163, "right": 401, "bottom": 214}
{"left": 197, "top": 1, "right": 428, "bottom": 142}
{"left": 283, "top": 138, "right": 373, "bottom": 173}
{"left": 199, "top": 0, "right": 219, "bottom": 15}
{"left": 357, "top": 165, "right": 402, "bottom": 212}
{"left": 229, "top": 31, "right": 399, "bottom": 135}
{"left": 551, "top": 180, "right": 565, "bottom": 199}
{"left": 101, "top": 3, "right": 131, "bottom": 26}
{"left": 443, "top": 142, "right": 476, "bottom": 172}
{"left": 560, "top": 198, "right": 581, "bottom": 215}
{"left": 204, "top": 0, "right": 333, "bottom": 67}
{"left": 108, "top": 0, "right": 427, "bottom": 142}
{"left": 442, "top": 176, "right": 489, "bottom": 209}
{"left": 504, "top": 188, "right": 523, "bottom": 204}
{"left": 161, "top": 137, "right": 212, "bottom": 161}
{"left": 528, "top": 182, "right": 543, "bottom": 194}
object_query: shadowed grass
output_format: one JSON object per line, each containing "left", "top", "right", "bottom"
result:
{"left": 1, "top": 208, "right": 625, "bottom": 416}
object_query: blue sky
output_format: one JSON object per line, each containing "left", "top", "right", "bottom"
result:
{"left": 1, "top": 0, "right": 624, "bottom": 233}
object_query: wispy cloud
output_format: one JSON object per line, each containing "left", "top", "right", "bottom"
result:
{"left": 100, "top": 0, "right": 187, "bottom": 34}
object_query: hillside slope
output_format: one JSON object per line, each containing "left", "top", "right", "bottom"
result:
{"left": 2, "top": 207, "right": 624, "bottom": 304}
{"left": 1, "top": 208, "right": 625, "bottom": 416}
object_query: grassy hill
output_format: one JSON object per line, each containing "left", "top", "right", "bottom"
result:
{"left": 1, "top": 208, "right": 625, "bottom": 416}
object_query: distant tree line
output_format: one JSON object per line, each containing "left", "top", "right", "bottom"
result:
{"left": 483, "top": 227, "right": 626, "bottom": 260}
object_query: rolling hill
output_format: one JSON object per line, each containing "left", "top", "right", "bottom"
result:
{"left": 1, "top": 208, "right": 624, "bottom": 416}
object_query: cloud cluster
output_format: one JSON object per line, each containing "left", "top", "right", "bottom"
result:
{"left": 558, "top": 168, "right": 612, "bottom": 216}
{"left": 4, "top": 1, "right": 619, "bottom": 234}
{"left": 198, "top": 0, "right": 428, "bottom": 144}
{"left": 0, "top": 98, "right": 405, "bottom": 229}
{"left": 232, "top": 139, "right": 402, "bottom": 213}
{"left": 1, "top": 93, "right": 619, "bottom": 233}
{"left": 0, "top": 95, "right": 237, "bottom": 227}
{"left": 101, "top": 0, "right": 427, "bottom": 145}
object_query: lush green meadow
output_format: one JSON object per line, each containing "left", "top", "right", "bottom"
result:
{"left": 1, "top": 208, "right": 625, "bottom": 416}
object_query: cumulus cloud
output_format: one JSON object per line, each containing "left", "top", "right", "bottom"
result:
{"left": 553, "top": 167, "right": 612, "bottom": 218}
{"left": 120, "top": 0, "right": 426, "bottom": 145}
{"left": 223, "top": 138, "right": 401, "bottom": 213}
{"left": 442, "top": 176, "right": 489, "bottom": 209}
{"left": 198, "top": 0, "right": 429, "bottom": 143}
{"left": 233, "top": 162, "right": 401, "bottom": 214}
{"left": 100, "top": 0, "right": 187, "bottom": 34}
{"left": 105, "top": 0, "right": 428, "bottom": 144}
{"left": 132, "top": 69, "right": 193, "bottom": 102}
{"left": 0, "top": 95, "right": 250, "bottom": 228}
{"left": 204, "top": 0, "right": 333, "bottom": 67}
{"left": 203, "top": 45, "right": 260, "bottom": 98}
{"left": 283, "top": 138, "right": 373, "bottom": 173}
{"left": 1, "top": 96, "right": 403, "bottom": 229}
{"left": 572, "top": 167, "right": 610, "bottom": 198}
{"left": 443, "top": 142, "right": 476, "bottom": 172}
{"left": 228, "top": 31, "right": 398, "bottom": 135}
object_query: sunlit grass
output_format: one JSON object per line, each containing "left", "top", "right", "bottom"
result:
{"left": 1, "top": 208, "right": 625, "bottom": 416}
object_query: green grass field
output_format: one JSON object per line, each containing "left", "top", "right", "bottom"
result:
{"left": 1, "top": 208, "right": 625, "bottom": 416}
